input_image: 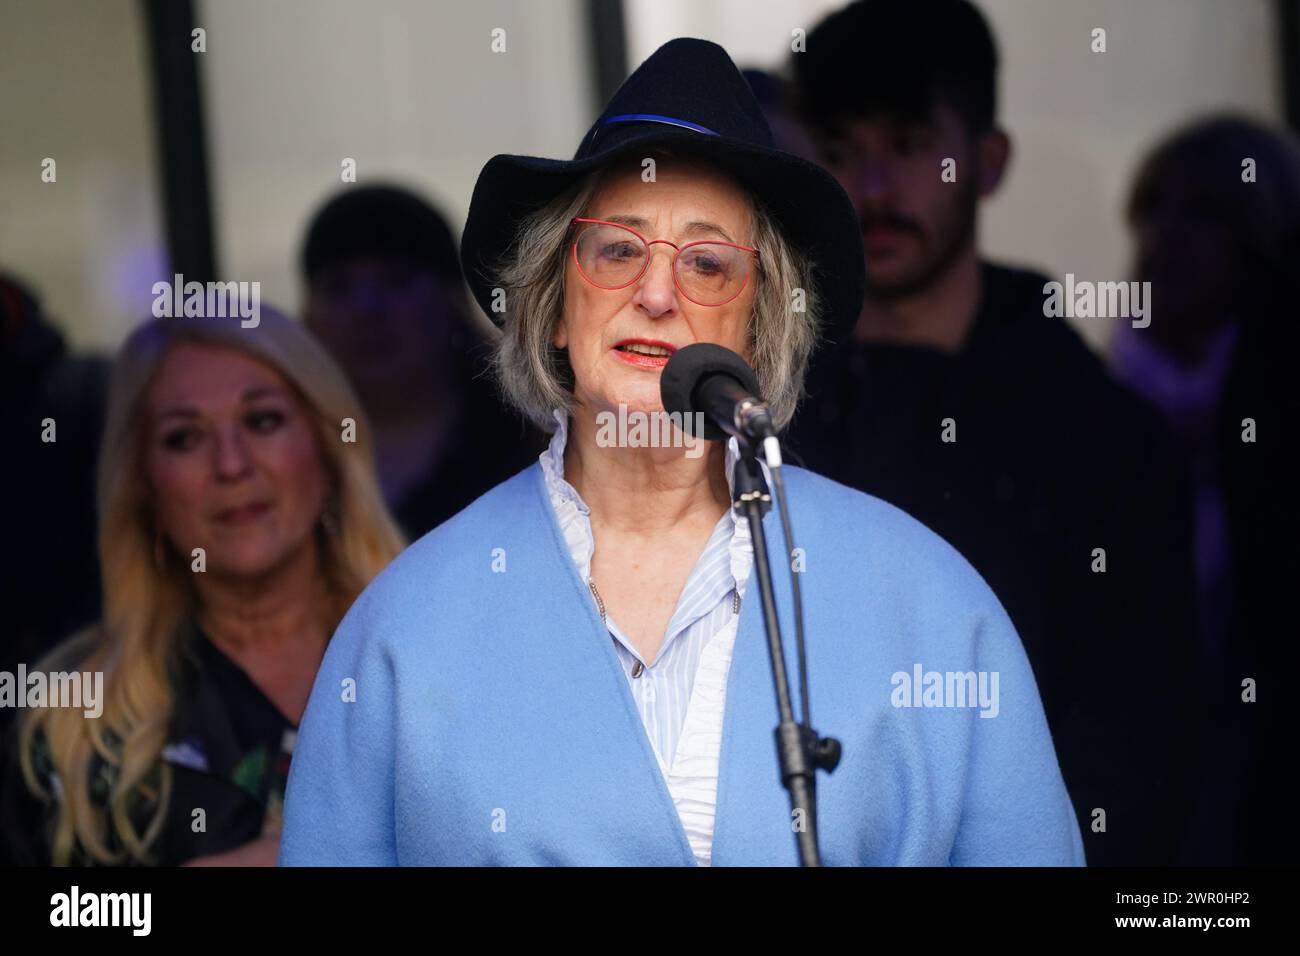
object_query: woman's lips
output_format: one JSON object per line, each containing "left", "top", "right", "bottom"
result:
{"left": 213, "top": 501, "right": 273, "bottom": 526}
{"left": 612, "top": 339, "right": 676, "bottom": 369}
{"left": 613, "top": 349, "right": 671, "bottom": 368}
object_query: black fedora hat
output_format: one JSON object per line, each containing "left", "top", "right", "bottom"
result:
{"left": 460, "top": 37, "right": 865, "bottom": 343}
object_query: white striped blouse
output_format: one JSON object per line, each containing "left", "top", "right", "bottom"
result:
{"left": 539, "top": 410, "right": 755, "bottom": 865}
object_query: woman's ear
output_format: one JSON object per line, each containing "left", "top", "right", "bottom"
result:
{"left": 552, "top": 317, "right": 568, "bottom": 350}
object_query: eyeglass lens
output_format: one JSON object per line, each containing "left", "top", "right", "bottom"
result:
{"left": 574, "top": 222, "right": 750, "bottom": 306}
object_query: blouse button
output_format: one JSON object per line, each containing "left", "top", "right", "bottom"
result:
{"left": 631, "top": 660, "right": 645, "bottom": 678}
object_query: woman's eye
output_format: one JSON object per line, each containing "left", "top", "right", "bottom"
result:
{"left": 686, "top": 252, "right": 725, "bottom": 274}
{"left": 601, "top": 241, "right": 642, "bottom": 260}
{"left": 162, "top": 429, "right": 201, "bottom": 452}
{"left": 246, "top": 409, "right": 286, "bottom": 433}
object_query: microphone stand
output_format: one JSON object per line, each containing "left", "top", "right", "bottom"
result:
{"left": 731, "top": 435, "right": 841, "bottom": 866}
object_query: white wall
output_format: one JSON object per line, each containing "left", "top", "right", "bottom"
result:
{"left": 1, "top": 1, "right": 1282, "bottom": 352}
{"left": 198, "top": 0, "right": 596, "bottom": 332}
{"left": 0, "top": 0, "right": 166, "bottom": 349}
{"left": 624, "top": 0, "right": 1283, "bottom": 349}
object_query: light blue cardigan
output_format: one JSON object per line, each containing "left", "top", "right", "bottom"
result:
{"left": 280, "top": 463, "right": 1085, "bottom": 866}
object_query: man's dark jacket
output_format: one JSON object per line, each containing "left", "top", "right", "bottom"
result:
{"left": 787, "top": 262, "right": 1200, "bottom": 866}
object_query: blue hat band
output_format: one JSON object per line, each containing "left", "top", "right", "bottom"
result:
{"left": 581, "top": 113, "right": 720, "bottom": 154}
{"left": 601, "top": 114, "right": 719, "bottom": 136}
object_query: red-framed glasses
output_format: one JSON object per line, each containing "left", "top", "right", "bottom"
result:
{"left": 569, "top": 217, "right": 759, "bottom": 307}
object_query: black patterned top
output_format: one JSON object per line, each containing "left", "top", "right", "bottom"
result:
{"left": 0, "top": 621, "right": 295, "bottom": 866}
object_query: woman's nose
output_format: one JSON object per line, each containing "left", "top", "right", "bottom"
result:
{"left": 632, "top": 245, "right": 679, "bottom": 316}
{"left": 212, "top": 426, "right": 254, "bottom": 480}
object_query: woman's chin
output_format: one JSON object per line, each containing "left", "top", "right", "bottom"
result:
{"left": 602, "top": 393, "right": 664, "bottom": 419}
{"left": 579, "top": 380, "right": 660, "bottom": 419}
{"left": 201, "top": 538, "right": 305, "bottom": 580}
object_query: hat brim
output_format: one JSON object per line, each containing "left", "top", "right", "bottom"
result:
{"left": 460, "top": 127, "right": 865, "bottom": 346}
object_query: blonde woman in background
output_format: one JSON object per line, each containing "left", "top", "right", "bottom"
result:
{"left": 0, "top": 308, "right": 403, "bottom": 866}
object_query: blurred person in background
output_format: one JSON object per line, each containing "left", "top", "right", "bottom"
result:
{"left": 0, "top": 274, "right": 108, "bottom": 698}
{"left": 300, "top": 184, "right": 539, "bottom": 540}
{"left": 742, "top": 68, "right": 818, "bottom": 163}
{"left": 1, "top": 309, "right": 403, "bottom": 865}
{"left": 0, "top": 274, "right": 107, "bottom": 831}
{"left": 1112, "top": 114, "right": 1298, "bottom": 864}
{"left": 783, "top": 0, "right": 1199, "bottom": 865}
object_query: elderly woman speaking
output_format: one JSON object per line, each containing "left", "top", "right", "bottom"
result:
{"left": 281, "top": 39, "right": 1084, "bottom": 866}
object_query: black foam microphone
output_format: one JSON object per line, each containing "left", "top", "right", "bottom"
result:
{"left": 660, "top": 343, "right": 775, "bottom": 444}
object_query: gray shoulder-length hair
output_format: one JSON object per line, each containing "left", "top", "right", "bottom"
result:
{"left": 489, "top": 154, "right": 822, "bottom": 432}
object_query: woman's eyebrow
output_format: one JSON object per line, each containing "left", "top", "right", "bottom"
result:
{"left": 241, "top": 386, "right": 285, "bottom": 402}
{"left": 604, "top": 213, "right": 652, "bottom": 230}
{"left": 155, "top": 386, "right": 285, "bottom": 421}
{"left": 682, "top": 220, "right": 735, "bottom": 242}
{"left": 603, "top": 214, "right": 736, "bottom": 243}
{"left": 157, "top": 407, "right": 199, "bottom": 421}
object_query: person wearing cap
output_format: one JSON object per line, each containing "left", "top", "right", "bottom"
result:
{"left": 280, "top": 39, "right": 1083, "bottom": 866}
{"left": 300, "top": 185, "right": 539, "bottom": 540}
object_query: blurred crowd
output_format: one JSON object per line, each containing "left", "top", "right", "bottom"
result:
{"left": 1, "top": 0, "right": 1292, "bottom": 866}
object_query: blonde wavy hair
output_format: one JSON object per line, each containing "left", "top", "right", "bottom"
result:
{"left": 19, "top": 308, "right": 404, "bottom": 864}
